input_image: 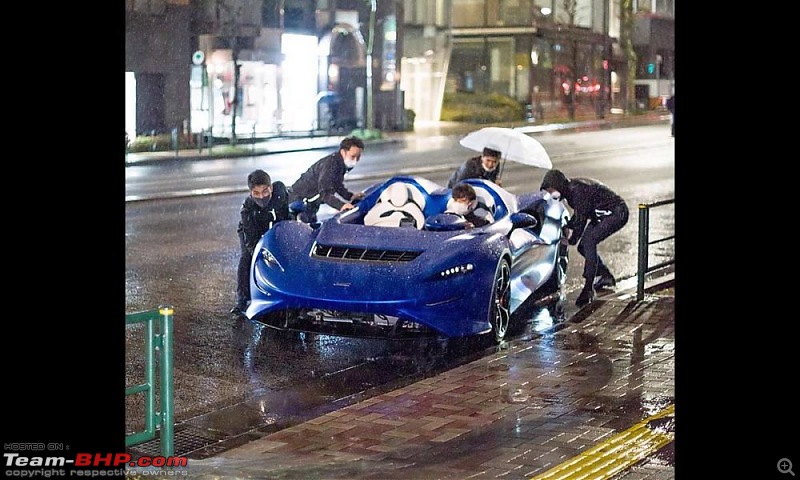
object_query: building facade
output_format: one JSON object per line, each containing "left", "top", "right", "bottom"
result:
{"left": 125, "top": 0, "right": 673, "bottom": 137}
{"left": 125, "top": 0, "right": 194, "bottom": 137}
{"left": 399, "top": 0, "right": 675, "bottom": 121}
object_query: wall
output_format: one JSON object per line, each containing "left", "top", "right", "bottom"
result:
{"left": 125, "top": 5, "right": 193, "bottom": 134}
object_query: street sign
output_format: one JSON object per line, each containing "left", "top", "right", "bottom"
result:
{"left": 192, "top": 51, "right": 205, "bottom": 65}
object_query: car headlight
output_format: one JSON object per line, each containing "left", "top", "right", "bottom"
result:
{"left": 260, "top": 247, "right": 283, "bottom": 271}
{"left": 438, "top": 263, "right": 474, "bottom": 278}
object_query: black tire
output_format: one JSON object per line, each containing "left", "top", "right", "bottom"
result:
{"left": 489, "top": 258, "right": 512, "bottom": 343}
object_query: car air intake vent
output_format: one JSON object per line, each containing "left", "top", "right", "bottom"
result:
{"left": 314, "top": 244, "right": 421, "bottom": 262}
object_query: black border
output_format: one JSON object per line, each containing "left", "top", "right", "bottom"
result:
{"left": 673, "top": 8, "right": 798, "bottom": 478}
{"left": 5, "top": 3, "right": 125, "bottom": 478}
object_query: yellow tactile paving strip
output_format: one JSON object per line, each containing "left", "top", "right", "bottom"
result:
{"left": 530, "top": 403, "right": 675, "bottom": 480}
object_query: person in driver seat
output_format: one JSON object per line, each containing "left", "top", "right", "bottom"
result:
{"left": 446, "top": 183, "right": 494, "bottom": 228}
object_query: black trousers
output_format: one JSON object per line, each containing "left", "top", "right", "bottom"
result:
{"left": 298, "top": 199, "right": 321, "bottom": 224}
{"left": 289, "top": 193, "right": 322, "bottom": 224}
{"left": 576, "top": 204, "right": 629, "bottom": 283}
{"left": 235, "top": 232, "right": 253, "bottom": 308}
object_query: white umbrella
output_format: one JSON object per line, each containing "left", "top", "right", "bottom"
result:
{"left": 459, "top": 127, "right": 552, "bottom": 170}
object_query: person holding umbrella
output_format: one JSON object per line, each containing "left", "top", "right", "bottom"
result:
{"left": 540, "top": 169, "right": 629, "bottom": 308}
{"left": 447, "top": 147, "right": 502, "bottom": 188}
{"left": 455, "top": 127, "right": 553, "bottom": 188}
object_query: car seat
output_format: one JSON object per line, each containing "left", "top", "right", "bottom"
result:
{"left": 363, "top": 182, "right": 427, "bottom": 228}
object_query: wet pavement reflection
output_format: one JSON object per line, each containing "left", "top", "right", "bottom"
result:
{"left": 128, "top": 293, "right": 674, "bottom": 479}
{"left": 128, "top": 301, "right": 568, "bottom": 459}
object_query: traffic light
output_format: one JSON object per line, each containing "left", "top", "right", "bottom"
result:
{"left": 647, "top": 63, "right": 655, "bottom": 74}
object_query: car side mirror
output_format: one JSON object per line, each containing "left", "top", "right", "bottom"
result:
{"left": 509, "top": 212, "right": 538, "bottom": 230}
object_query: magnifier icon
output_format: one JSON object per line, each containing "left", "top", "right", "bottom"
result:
{"left": 778, "top": 458, "right": 795, "bottom": 476}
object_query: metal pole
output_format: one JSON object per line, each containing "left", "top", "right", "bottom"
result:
{"left": 636, "top": 204, "right": 650, "bottom": 301}
{"left": 366, "top": 0, "right": 376, "bottom": 131}
{"left": 158, "top": 305, "right": 175, "bottom": 457}
{"left": 602, "top": 0, "right": 610, "bottom": 116}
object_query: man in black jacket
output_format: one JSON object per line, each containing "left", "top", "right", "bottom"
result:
{"left": 231, "top": 169, "right": 290, "bottom": 315}
{"left": 666, "top": 94, "right": 675, "bottom": 137}
{"left": 540, "top": 169, "right": 629, "bottom": 307}
{"left": 289, "top": 136, "right": 365, "bottom": 224}
{"left": 447, "top": 147, "right": 502, "bottom": 188}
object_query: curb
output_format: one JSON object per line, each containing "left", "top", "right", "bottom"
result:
{"left": 125, "top": 113, "right": 669, "bottom": 166}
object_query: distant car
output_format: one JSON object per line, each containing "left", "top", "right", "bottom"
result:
{"left": 246, "top": 176, "right": 569, "bottom": 343}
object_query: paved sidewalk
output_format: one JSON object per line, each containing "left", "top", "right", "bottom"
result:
{"left": 131, "top": 277, "right": 675, "bottom": 479}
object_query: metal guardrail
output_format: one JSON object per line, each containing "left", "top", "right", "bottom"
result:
{"left": 636, "top": 199, "right": 675, "bottom": 301}
{"left": 125, "top": 305, "right": 175, "bottom": 456}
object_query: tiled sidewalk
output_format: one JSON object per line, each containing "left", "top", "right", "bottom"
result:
{"left": 178, "top": 293, "right": 675, "bottom": 479}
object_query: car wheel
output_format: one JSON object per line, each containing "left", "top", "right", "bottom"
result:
{"left": 489, "top": 258, "right": 511, "bottom": 343}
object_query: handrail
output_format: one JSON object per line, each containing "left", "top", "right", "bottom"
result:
{"left": 637, "top": 199, "right": 675, "bottom": 301}
{"left": 125, "top": 305, "right": 175, "bottom": 456}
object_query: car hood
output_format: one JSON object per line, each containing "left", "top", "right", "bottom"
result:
{"left": 258, "top": 220, "right": 507, "bottom": 299}
{"left": 313, "top": 221, "right": 492, "bottom": 250}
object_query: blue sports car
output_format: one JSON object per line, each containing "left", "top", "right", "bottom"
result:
{"left": 245, "top": 176, "right": 569, "bottom": 342}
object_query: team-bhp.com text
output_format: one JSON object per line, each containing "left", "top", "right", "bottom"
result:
{"left": 4, "top": 453, "right": 188, "bottom": 477}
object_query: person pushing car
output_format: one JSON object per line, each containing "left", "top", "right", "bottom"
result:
{"left": 231, "top": 169, "right": 290, "bottom": 316}
{"left": 288, "top": 136, "right": 366, "bottom": 224}
{"left": 540, "top": 169, "right": 629, "bottom": 307}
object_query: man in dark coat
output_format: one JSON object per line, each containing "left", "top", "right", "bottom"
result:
{"left": 447, "top": 147, "right": 502, "bottom": 188}
{"left": 540, "top": 169, "right": 629, "bottom": 307}
{"left": 289, "top": 136, "right": 365, "bottom": 224}
{"left": 666, "top": 94, "right": 675, "bottom": 137}
{"left": 232, "top": 169, "right": 290, "bottom": 315}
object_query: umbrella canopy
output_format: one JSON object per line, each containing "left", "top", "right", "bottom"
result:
{"left": 459, "top": 127, "right": 552, "bottom": 170}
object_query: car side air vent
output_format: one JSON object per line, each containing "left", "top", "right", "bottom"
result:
{"left": 314, "top": 244, "right": 421, "bottom": 262}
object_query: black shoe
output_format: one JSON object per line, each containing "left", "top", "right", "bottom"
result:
{"left": 575, "top": 286, "right": 595, "bottom": 307}
{"left": 595, "top": 274, "right": 616, "bottom": 289}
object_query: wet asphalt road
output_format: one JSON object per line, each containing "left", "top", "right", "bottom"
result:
{"left": 125, "top": 124, "right": 675, "bottom": 456}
